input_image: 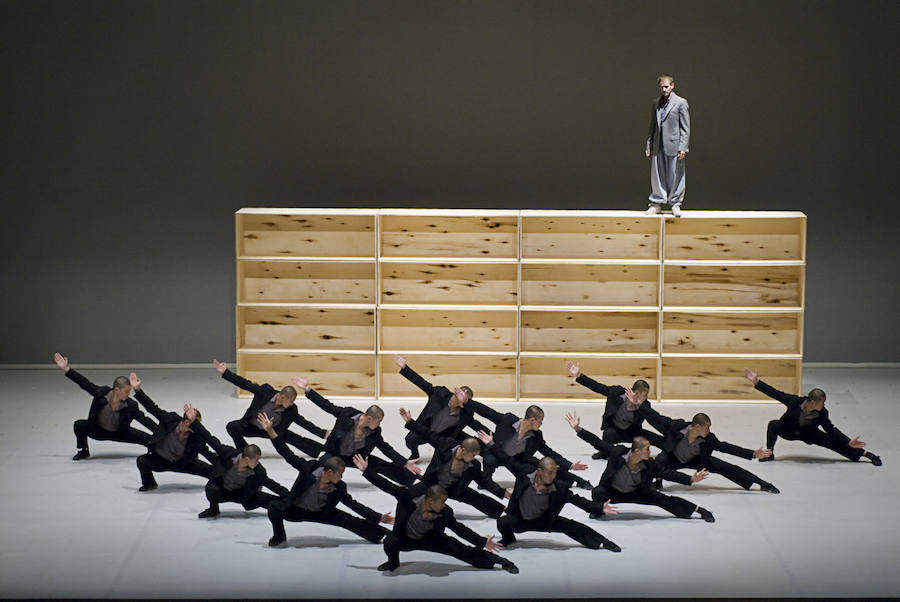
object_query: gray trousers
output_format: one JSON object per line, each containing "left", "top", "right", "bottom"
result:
{"left": 649, "top": 152, "right": 686, "bottom": 206}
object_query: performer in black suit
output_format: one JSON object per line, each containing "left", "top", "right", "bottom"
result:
{"left": 392, "top": 355, "right": 488, "bottom": 460}
{"left": 744, "top": 369, "right": 882, "bottom": 466}
{"left": 292, "top": 377, "right": 422, "bottom": 485}
{"left": 354, "top": 455, "right": 518, "bottom": 574}
{"left": 213, "top": 360, "right": 327, "bottom": 457}
{"left": 475, "top": 431, "right": 621, "bottom": 552}
{"left": 130, "top": 373, "right": 216, "bottom": 491}
{"left": 564, "top": 412, "right": 715, "bottom": 522}
{"left": 399, "top": 407, "right": 510, "bottom": 518}
{"left": 258, "top": 413, "right": 393, "bottom": 547}
{"left": 55, "top": 352, "right": 156, "bottom": 460}
{"left": 566, "top": 360, "right": 664, "bottom": 459}
{"left": 191, "top": 426, "right": 290, "bottom": 518}
{"left": 467, "top": 399, "right": 592, "bottom": 489}
{"left": 639, "top": 406, "right": 780, "bottom": 493}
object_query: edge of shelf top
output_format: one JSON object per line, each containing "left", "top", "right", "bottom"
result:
{"left": 236, "top": 208, "right": 379, "bottom": 215}
{"left": 236, "top": 208, "right": 806, "bottom": 219}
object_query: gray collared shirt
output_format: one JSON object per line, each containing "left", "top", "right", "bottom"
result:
{"left": 154, "top": 428, "right": 189, "bottom": 462}
{"left": 611, "top": 453, "right": 645, "bottom": 494}
{"left": 295, "top": 468, "right": 335, "bottom": 512}
{"left": 436, "top": 447, "right": 471, "bottom": 489}
{"left": 222, "top": 456, "right": 253, "bottom": 491}
{"left": 97, "top": 391, "right": 123, "bottom": 432}
{"left": 429, "top": 401, "right": 461, "bottom": 435}
{"left": 518, "top": 471, "right": 556, "bottom": 520}
{"left": 405, "top": 496, "right": 438, "bottom": 540}
{"left": 253, "top": 396, "right": 284, "bottom": 429}
{"left": 612, "top": 395, "right": 637, "bottom": 431}
{"left": 673, "top": 427, "right": 705, "bottom": 463}
{"left": 502, "top": 419, "right": 535, "bottom": 457}
{"left": 338, "top": 414, "right": 370, "bottom": 456}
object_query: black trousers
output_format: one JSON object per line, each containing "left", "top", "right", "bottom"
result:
{"left": 408, "top": 482, "right": 506, "bottom": 519}
{"left": 73, "top": 419, "right": 151, "bottom": 450}
{"left": 497, "top": 514, "right": 611, "bottom": 549}
{"left": 766, "top": 421, "right": 864, "bottom": 462}
{"left": 205, "top": 481, "right": 279, "bottom": 512}
{"left": 136, "top": 452, "right": 213, "bottom": 487}
{"left": 602, "top": 427, "right": 665, "bottom": 449}
{"left": 326, "top": 453, "right": 417, "bottom": 486}
{"left": 482, "top": 449, "right": 589, "bottom": 488}
{"left": 592, "top": 484, "right": 697, "bottom": 518}
{"left": 656, "top": 454, "right": 765, "bottom": 490}
{"left": 227, "top": 419, "right": 324, "bottom": 457}
{"left": 267, "top": 504, "right": 388, "bottom": 543}
{"left": 383, "top": 532, "right": 501, "bottom": 569}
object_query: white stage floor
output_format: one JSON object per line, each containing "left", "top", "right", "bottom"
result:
{"left": 1, "top": 366, "right": 897, "bottom": 598}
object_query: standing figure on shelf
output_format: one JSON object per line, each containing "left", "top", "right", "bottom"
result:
{"left": 566, "top": 361, "right": 664, "bottom": 460}
{"left": 213, "top": 360, "right": 329, "bottom": 458}
{"left": 291, "top": 377, "right": 423, "bottom": 485}
{"left": 744, "top": 369, "right": 882, "bottom": 466}
{"left": 55, "top": 352, "right": 157, "bottom": 461}
{"left": 391, "top": 355, "right": 488, "bottom": 461}
{"left": 644, "top": 74, "right": 690, "bottom": 216}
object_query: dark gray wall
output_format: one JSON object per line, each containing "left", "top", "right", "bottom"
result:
{"left": 2, "top": 0, "right": 898, "bottom": 363}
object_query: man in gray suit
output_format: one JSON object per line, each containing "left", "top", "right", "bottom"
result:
{"left": 645, "top": 75, "right": 690, "bottom": 216}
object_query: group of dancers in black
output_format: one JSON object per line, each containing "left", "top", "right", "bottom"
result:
{"left": 56, "top": 351, "right": 883, "bottom": 574}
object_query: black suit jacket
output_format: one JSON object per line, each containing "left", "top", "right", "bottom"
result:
{"left": 755, "top": 380, "right": 850, "bottom": 443}
{"left": 271, "top": 435, "right": 381, "bottom": 522}
{"left": 305, "top": 388, "right": 407, "bottom": 465}
{"left": 467, "top": 400, "right": 572, "bottom": 471}
{"left": 490, "top": 443, "right": 593, "bottom": 527}
{"left": 134, "top": 388, "right": 216, "bottom": 467}
{"left": 221, "top": 369, "right": 326, "bottom": 439}
{"left": 405, "top": 418, "right": 506, "bottom": 500}
{"left": 399, "top": 365, "right": 488, "bottom": 439}
{"left": 67, "top": 369, "right": 157, "bottom": 434}
{"left": 575, "top": 426, "right": 663, "bottom": 494}
{"left": 363, "top": 467, "right": 487, "bottom": 547}
{"left": 575, "top": 373, "right": 653, "bottom": 434}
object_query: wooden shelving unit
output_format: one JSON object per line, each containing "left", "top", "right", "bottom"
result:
{"left": 235, "top": 209, "right": 805, "bottom": 402}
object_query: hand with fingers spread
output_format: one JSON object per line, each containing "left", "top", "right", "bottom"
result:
{"left": 213, "top": 359, "right": 227, "bottom": 374}
{"left": 393, "top": 355, "right": 406, "bottom": 368}
{"left": 476, "top": 430, "right": 493, "bottom": 446}
{"left": 602, "top": 499, "right": 618, "bottom": 515}
{"left": 291, "top": 376, "right": 308, "bottom": 392}
{"left": 691, "top": 468, "right": 710, "bottom": 483}
{"left": 744, "top": 368, "right": 759, "bottom": 385}
{"left": 380, "top": 513, "right": 395, "bottom": 525}
{"left": 624, "top": 387, "right": 637, "bottom": 405}
{"left": 754, "top": 447, "right": 773, "bottom": 460}
{"left": 129, "top": 372, "right": 141, "bottom": 389}
{"left": 564, "top": 411, "right": 581, "bottom": 431}
{"left": 849, "top": 436, "right": 867, "bottom": 449}
{"left": 570, "top": 462, "right": 589, "bottom": 471}
{"left": 184, "top": 404, "right": 197, "bottom": 422}
{"left": 399, "top": 408, "right": 413, "bottom": 423}
{"left": 53, "top": 352, "right": 69, "bottom": 372}
{"left": 565, "top": 360, "right": 581, "bottom": 378}
{"left": 405, "top": 460, "right": 422, "bottom": 475}
{"left": 257, "top": 412, "right": 276, "bottom": 437}
{"left": 483, "top": 535, "right": 502, "bottom": 553}
{"left": 352, "top": 453, "right": 368, "bottom": 472}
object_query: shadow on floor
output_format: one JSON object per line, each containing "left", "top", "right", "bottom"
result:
{"left": 347, "top": 561, "right": 484, "bottom": 577}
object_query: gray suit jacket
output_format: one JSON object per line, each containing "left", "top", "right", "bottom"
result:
{"left": 645, "top": 92, "right": 690, "bottom": 156}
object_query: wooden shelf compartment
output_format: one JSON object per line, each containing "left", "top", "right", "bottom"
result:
{"left": 380, "top": 354, "right": 517, "bottom": 400}
{"left": 521, "top": 214, "right": 660, "bottom": 260}
{"left": 238, "top": 260, "right": 376, "bottom": 304}
{"left": 380, "top": 308, "right": 516, "bottom": 353}
{"left": 521, "top": 310, "right": 658, "bottom": 354}
{"left": 380, "top": 261, "right": 518, "bottom": 305}
{"left": 521, "top": 263, "right": 660, "bottom": 307}
{"left": 662, "top": 311, "right": 801, "bottom": 355}
{"left": 380, "top": 214, "right": 518, "bottom": 259}
{"left": 235, "top": 352, "right": 376, "bottom": 399}
{"left": 664, "top": 214, "right": 805, "bottom": 261}
{"left": 663, "top": 264, "right": 803, "bottom": 308}
{"left": 660, "top": 356, "right": 800, "bottom": 401}
{"left": 236, "top": 211, "right": 376, "bottom": 258}
{"left": 238, "top": 306, "right": 375, "bottom": 351}
{"left": 519, "top": 356, "right": 659, "bottom": 401}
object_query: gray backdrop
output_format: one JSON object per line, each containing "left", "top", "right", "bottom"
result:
{"left": 2, "top": 0, "right": 898, "bottom": 364}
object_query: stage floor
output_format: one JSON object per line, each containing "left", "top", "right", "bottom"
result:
{"left": 1, "top": 366, "right": 897, "bottom": 598}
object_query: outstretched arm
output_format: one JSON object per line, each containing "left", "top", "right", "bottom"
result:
{"left": 131, "top": 379, "right": 167, "bottom": 422}
{"left": 339, "top": 488, "right": 385, "bottom": 524}
{"left": 355, "top": 454, "right": 407, "bottom": 500}
{"left": 445, "top": 512, "right": 488, "bottom": 549}
{"left": 475, "top": 431, "right": 532, "bottom": 477}
{"left": 745, "top": 368, "right": 804, "bottom": 407}
{"left": 60, "top": 354, "right": 102, "bottom": 397}
{"left": 214, "top": 360, "right": 262, "bottom": 395}
{"left": 638, "top": 403, "right": 674, "bottom": 434}
{"left": 564, "top": 411, "right": 615, "bottom": 458}
{"left": 259, "top": 412, "right": 310, "bottom": 471}
{"left": 567, "top": 361, "right": 613, "bottom": 397}
{"left": 394, "top": 355, "right": 437, "bottom": 396}
{"left": 303, "top": 385, "right": 344, "bottom": 418}
{"left": 293, "top": 413, "right": 327, "bottom": 439}
{"left": 465, "top": 399, "right": 505, "bottom": 425}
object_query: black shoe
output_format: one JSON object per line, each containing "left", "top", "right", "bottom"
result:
{"left": 377, "top": 561, "right": 399, "bottom": 572}
{"left": 577, "top": 479, "right": 593, "bottom": 490}
{"left": 72, "top": 448, "right": 90, "bottom": 461}
{"left": 698, "top": 508, "right": 715, "bottom": 523}
{"left": 868, "top": 453, "right": 883, "bottom": 467}
{"left": 758, "top": 454, "right": 775, "bottom": 462}
{"left": 589, "top": 512, "right": 601, "bottom": 520}
{"left": 652, "top": 478, "right": 663, "bottom": 490}
{"left": 499, "top": 536, "right": 517, "bottom": 548}
{"left": 591, "top": 451, "right": 604, "bottom": 460}
{"left": 138, "top": 483, "right": 158, "bottom": 492}
{"left": 268, "top": 535, "right": 286, "bottom": 548}
{"left": 760, "top": 482, "right": 780, "bottom": 494}
{"left": 502, "top": 562, "right": 519, "bottom": 574}
{"left": 601, "top": 539, "right": 622, "bottom": 553}
{"left": 198, "top": 507, "right": 220, "bottom": 518}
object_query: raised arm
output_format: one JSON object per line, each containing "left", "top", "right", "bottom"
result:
{"left": 567, "top": 361, "right": 614, "bottom": 396}
{"left": 745, "top": 368, "right": 804, "bottom": 407}
{"left": 564, "top": 411, "right": 615, "bottom": 457}
{"left": 357, "top": 455, "right": 407, "bottom": 500}
{"left": 395, "top": 355, "right": 436, "bottom": 396}
{"left": 304, "top": 386, "right": 344, "bottom": 418}
{"left": 260, "top": 412, "right": 312, "bottom": 472}
{"left": 61, "top": 363, "right": 102, "bottom": 398}
{"left": 132, "top": 386, "right": 167, "bottom": 422}
{"left": 188, "top": 417, "right": 229, "bottom": 460}
{"left": 214, "top": 360, "right": 263, "bottom": 395}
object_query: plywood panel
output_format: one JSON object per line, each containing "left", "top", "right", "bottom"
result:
{"left": 381, "top": 215, "right": 518, "bottom": 258}
{"left": 380, "top": 309, "right": 516, "bottom": 352}
{"left": 662, "top": 312, "right": 800, "bottom": 354}
{"left": 521, "top": 311, "right": 658, "bottom": 353}
{"left": 381, "top": 262, "right": 518, "bottom": 305}
{"left": 237, "top": 353, "right": 376, "bottom": 398}
{"left": 663, "top": 265, "right": 802, "bottom": 307}
{"left": 239, "top": 261, "right": 376, "bottom": 304}
{"left": 381, "top": 355, "right": 517, "bottom": 399}
{"left": 521, "top": 264, "right": 659, "bottom": 306}
{"left": 522, "top": 216, "right": 659, "bottom": 259}
{"left": 664, "top": 217, "right": 804, "bottom": 260}
{"left": 239, "top": 306, "right": 375, "bottom": 350}
{"left": 661, "top": 357, "right": 799, "bottom": 400}
{"left": 238, "top": 213, "right": 376, "bottom": 257}
{"left": 520, "top": 356, "right": 658, "bottom": 400}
